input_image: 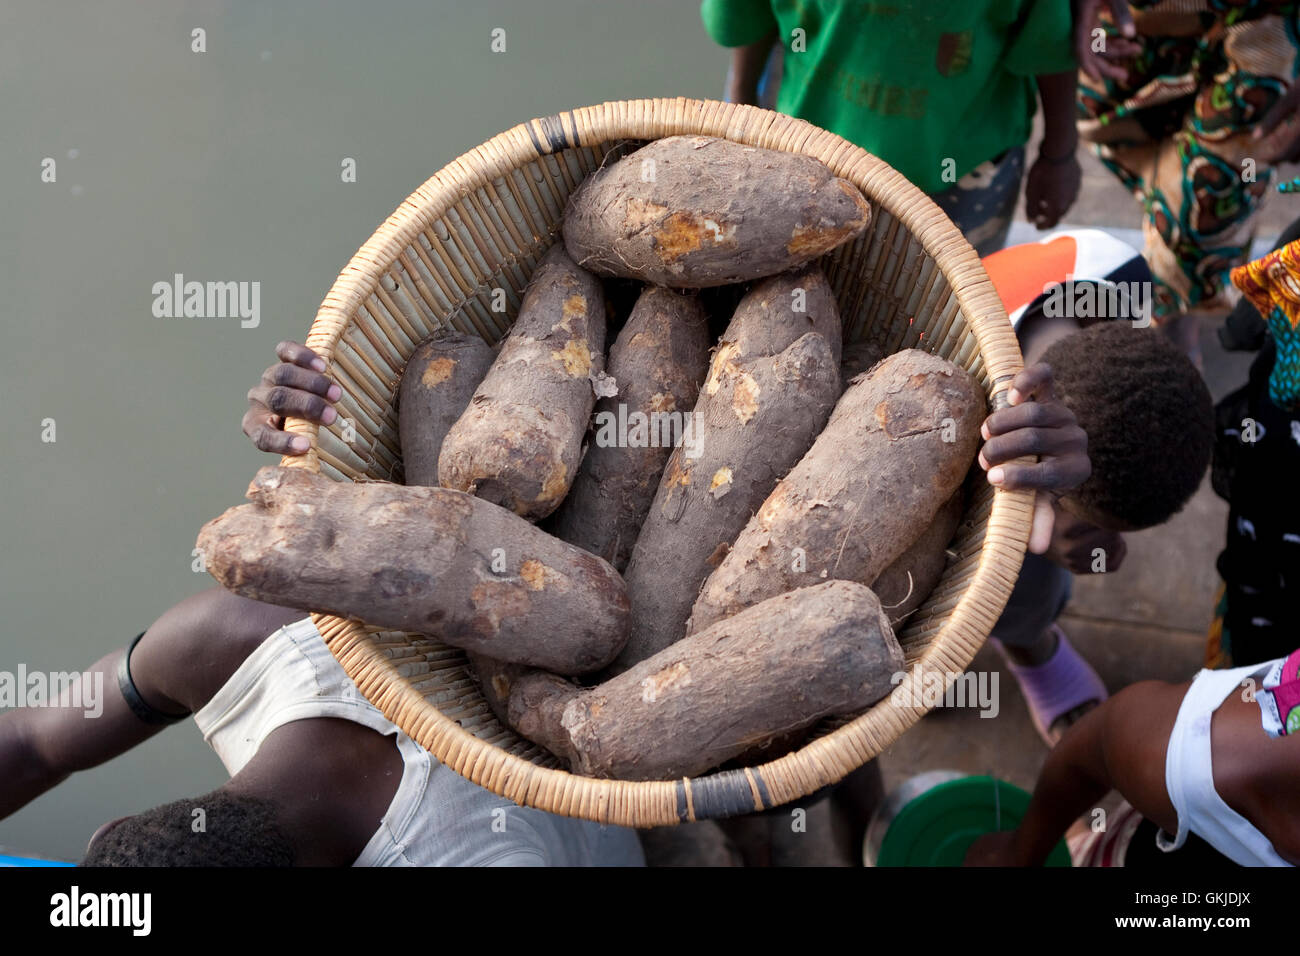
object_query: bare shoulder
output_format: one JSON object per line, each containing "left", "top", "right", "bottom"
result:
{"left": 131, "top": 588, "right": 306, "bottom": 713}
{"left": 1101, "top": 680, "right": 1190, "bottom": 736}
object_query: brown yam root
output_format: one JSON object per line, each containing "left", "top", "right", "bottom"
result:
{"left": 438, "top": 243, "right": 606, "bottom": 520}
{"left": 465, "top": 653, "right": 531, "bottom": 728}
{"left": 507, "top": 581, "right": 903, "bottom": 780}
{"left": 546, "top": 286, "right": 710, "bottom": 570}
{"left": 197, "top": 466, "right": 629, "bottom": 675}
{"left": 870, "top": 488, "right": 964, "bottom": 627}
{"left": 612, "top": 269, "right": 842, "bottom": 671}
{"left": 687, "top": 349, "right": 983, "bottom": 635}
{"left": 397, "top": 331, "right": 496, "bottom": 487}
{"left": 563, "top": 136, "right": 870, "bottom": 288}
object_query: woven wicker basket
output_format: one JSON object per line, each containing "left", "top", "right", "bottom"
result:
{"left": 281, "top": 97, "right": 1033, "bottom": 827}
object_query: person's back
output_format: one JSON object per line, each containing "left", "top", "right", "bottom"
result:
{"left": 967, "top": 647, "right": 1300, "bottom": 866}
{"left": 4, "top": 587, "right": 644, "bottom": 867}
{"left": 182, "top": 610, "right": 643, "bottom": 866}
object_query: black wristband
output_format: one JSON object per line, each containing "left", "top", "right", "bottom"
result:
{"left": 117, "top": 632, "right": 190, "bottom": 725}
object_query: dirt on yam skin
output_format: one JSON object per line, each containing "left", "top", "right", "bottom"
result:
{"left": 438, "top": 243, "right": 606, "bottom": 521}
{"left": 398, "top": 331, "right": 496, "bottom": 487}
{"left": 686, "top": 349, "right": 983, "bottom": 635}
{"left": 546, "top": 286, "right": 711, "bottom": 570}
{"left": 611, "top": 267, "right": 843, "bottom": 672}
{"left": 563, "top": 136, "right": 871, "bottom": 288}
{"left": 506, "top": 581, "right": 903, "bottom": 781}
{"left": 196, "top": 466, "right": 629, "bottom": 675}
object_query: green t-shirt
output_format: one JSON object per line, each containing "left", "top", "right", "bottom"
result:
{"left": 701, "top": 0, "right": 1075, "bottom": 193}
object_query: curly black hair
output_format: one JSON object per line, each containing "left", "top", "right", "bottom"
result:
{"left": 1042, "top": 322, "right": 1213, "bottom": 531}
{"left": 82, "top": 790, "right": 294, "bottom": 867}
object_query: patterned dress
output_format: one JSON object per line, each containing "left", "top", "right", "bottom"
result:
{"left": 1207, "top": 234, "right": 1300, "bottom": 668}
{"left": 1078, "top": 0, "right": 1300, "bottom": 323}
{"left": 1233, "top": 237, "right": 1300, "bottom": 406}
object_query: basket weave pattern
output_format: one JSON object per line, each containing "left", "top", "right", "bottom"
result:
{"left": 281, "top": 98, "right": 1033, "bottom": 826}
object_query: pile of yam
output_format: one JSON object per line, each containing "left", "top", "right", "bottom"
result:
{"left": 197, "top": 136, "right": 986, "bottom": 782}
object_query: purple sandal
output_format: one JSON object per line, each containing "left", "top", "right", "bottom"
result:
{"left": 993, "top": 625, "right": 1108, "bottom": 746}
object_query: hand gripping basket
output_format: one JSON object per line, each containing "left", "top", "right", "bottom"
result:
{"left": 282, "top": 97, "right": 1032, "bottom": 827}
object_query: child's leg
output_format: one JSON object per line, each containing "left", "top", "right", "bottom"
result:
{"left": 929, "top": 146, "right": 1025, "bottom": 257}
{"left": 991, "top": 554, "right": 1107, "bottom": 744}
{"left": 991, "top": 553, "right": 1072, "bottom": 665}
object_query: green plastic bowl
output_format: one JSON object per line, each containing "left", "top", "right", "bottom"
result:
{"left": 866, "top": 772, "right": 1071, "bottom": 867}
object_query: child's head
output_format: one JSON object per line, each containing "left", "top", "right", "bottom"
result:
{"left": 1042, "top": 322, "right": 1212, "bottom": 531}
{"left": 82, "top": 790, "right": 293, "bottom": 866}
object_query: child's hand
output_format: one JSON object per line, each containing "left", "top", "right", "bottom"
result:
{"left": 242, "top": 341, "right": 341, "bottom": 455}
{"left": 1025, "top": 150, "right": 1082, "bottom": 230}
{"left": 1074, "top": 0, "right": 1140, "bottom": 84}
{"left": 979, "top": 363, "right": 1091, "bottom": 554}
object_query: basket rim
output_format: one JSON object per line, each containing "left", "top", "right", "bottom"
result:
{"left": 281, "top": 96, "right": 1034, "bottom": 826}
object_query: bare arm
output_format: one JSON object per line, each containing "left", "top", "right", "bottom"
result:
{"left": 967, "top": 680, "right": 1186, "bottom": 865}
{"left": 0, "top": 589, "right": 302, "bottom": 821}
{"left": 725, "top": 33, "right": 777, "bottom": 105}
{"left": 4, "top": 341, "right": 331, "bottom": 821}
{"left": 0, "top": 650, "right": 164, "bottom": 820}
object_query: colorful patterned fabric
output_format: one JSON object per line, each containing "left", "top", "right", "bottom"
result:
{"left": 1231, "top": 238, "right": 1300, "bottom": 408}
{"left": 1077, "top": 1, "right": 1300, "bottom": 323}
{"left": 1257, "top": 647, "right": 1300, "bottom": 736}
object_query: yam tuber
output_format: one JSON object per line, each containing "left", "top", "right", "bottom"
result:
{"left": 507, "top": 581, "right": 903, "bottom": 780}
{"left": 687, "top": 349, "right": 982, "bottom": 635}
{"left": 611, "top": 267, "right": 843, "bottom": 671}
{"left": 563, "top": 136, "right": 870, "bottom": 288}
{"left": 197, "top": 466, "right": 629, "bottom": 674}
{"left": 546, "top": 286, "right": 711, "bottom": 570}
{"left": 397, "top": 331, "right": 495, "bottom": 487}
{"left": 438, "top": 243, "right": 606, "bottom": 521}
